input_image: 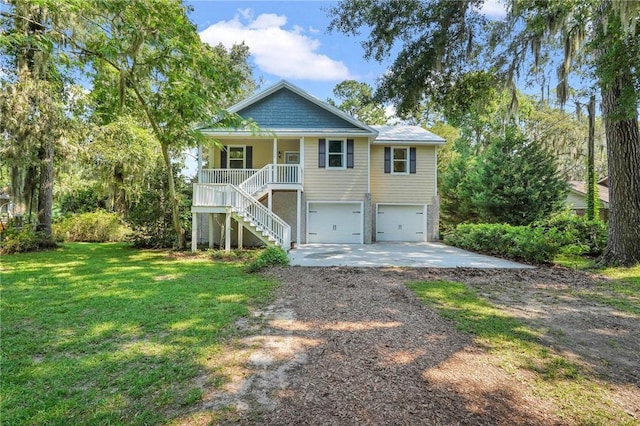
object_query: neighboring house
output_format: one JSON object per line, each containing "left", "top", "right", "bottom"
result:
{"left": 566, "top": 180, "right": 610, "bottom": 221}
{"left": 191, "top": 80, "right": 445, "bottom": 252}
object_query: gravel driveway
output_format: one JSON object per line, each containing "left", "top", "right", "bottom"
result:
{"left": 196, "top": 266, "right": 639, "bottom": 425}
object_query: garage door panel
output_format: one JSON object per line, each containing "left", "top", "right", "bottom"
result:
{"left": 377, "top": 204, "right": 426, "bottom": 242}
{"left": 308, "top": 202, "right": 363, "bottom": 243}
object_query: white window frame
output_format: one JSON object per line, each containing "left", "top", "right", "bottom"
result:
{"left": 227, "top": 145, "right": 245, "bottom": 169}
{"left": 326, "top": 139, "right": 346, "bottom": 169}
{"left": 391, "top": 146, "right": 409, "bottom": 175}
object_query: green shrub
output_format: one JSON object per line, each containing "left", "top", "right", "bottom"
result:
{"left": 443, "top": 222, "right": 560, "bottom": 263}
{"left": 0, "top": 227, "right": 57, "bottom": 254}
{"left": 245, "top": 245, "right": 289, "bottom": 273}
{"left": 53, "top": 211, "right": 130, "bottom": 242}
{"left": 536, "top": 212, "right": 607, "bottom": 255}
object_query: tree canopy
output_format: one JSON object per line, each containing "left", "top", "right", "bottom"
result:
{"left": 1, "top": 0, "right": 255, "bottom": 249}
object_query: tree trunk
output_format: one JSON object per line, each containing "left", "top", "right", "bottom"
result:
{"left": 598, "top": 79, "right": 640, "bottom": 266}
{"left": 36, "top": 134, "right": 54, "bottom": 238}
{"left": 586, "top": 95, "right": 596, "bottom": 221}
{"left": 160, "top": 141, "right": 186, "bottom": 250}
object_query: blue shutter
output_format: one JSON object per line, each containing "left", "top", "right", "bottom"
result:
{"left": 220, "top": 146, "right": 227, "bottom": 169}
{"left": 318, "top": 139, "right": 326, "bottom": 168}
{"left": 347, "top": 139, "right": 354, "bottom": 168}
{"left": 384, "top": 147, "right": 391, "bottom": 173}
{"left": 410, "top": 147, "right": 416, "bottom": 174}
{"left": 246, "top": 146, "right": 253, "bottom": 168}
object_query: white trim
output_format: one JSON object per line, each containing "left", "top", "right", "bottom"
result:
{"left": 367, "top": 137, "right": 371, "bottom": 193}
{"left": 434, "top": 146, "right": 438, "bottom": 197}
{"left": 326, "top": 138, "right": 347, "bottom": 170}
{"left": 306, "top": 201, "right": 364, "bottom": 244}
{"left": 391, "top": 146, "right": 410, "bottom": 175}
{"left": 226, "top": 145, "right": 246, "bottom": 169}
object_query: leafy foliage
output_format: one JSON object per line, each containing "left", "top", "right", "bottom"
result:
{"left": 53, "top": 211, "right": 130, "bottom": 242}
{"left": 57, "top": 187, "right": 107, "bottom": 215}
{"left": 327, "top": 80, "right": 388, "bottom": 124}
{"left": 246, "top": 246, "right": 290, "bottom": 273}
{"left": 443, "top": 223, "right": 561, "bottom": 263}
{"left": 536, "top": 211, "right": 607, "bottom": 256}
{"left": 126, "top": 169, "right": 192, "bottom": 249}
{"left": 441, "top": 129, "right": 567, "bottom": 226}
{"left": 444, "top": 213, "right": 608, "bottom": 263}
{"left": 472, "top": 130, "right": 568, "bottom": 225}
{"left": 0, "top": 227, "right": 56, "bottom": 254}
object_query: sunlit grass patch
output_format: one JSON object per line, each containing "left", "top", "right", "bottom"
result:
{"left": 1, "top": 242, "right": 278, "bottom": 425}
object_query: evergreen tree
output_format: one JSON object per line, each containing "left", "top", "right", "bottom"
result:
{"left": 472, "top": 129, "right": 568, "bottom": 225}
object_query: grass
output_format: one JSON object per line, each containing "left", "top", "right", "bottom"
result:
{"left": 554, "top": 257, "right": 640, "bottom": 315}
{"left": 408, "top": 280, "right": 638, "bottom": 425}
{"left": 1, "top": 243, "right": 278, "bottom": 425}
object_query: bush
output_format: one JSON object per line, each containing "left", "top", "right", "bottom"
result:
{"left": 443, "top": 223, "right": 561, "bottom": 263}
{"left": 536, "top": 212, "right": 607, "bottom": 255}
{"left": 53, "top": 211, "right": 130, "bottom": 242}
{"left": 246, "top": 245, "right": 289, "bottom": 273}
{"left": 0, "top": 227, "right": 57, "bottom": 254}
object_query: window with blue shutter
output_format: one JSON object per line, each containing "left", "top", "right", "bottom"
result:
{"left": 346, "top": 139, "right": 354, "bottom": 168}
{"left": 318, "top": 139, "right": 326, "bottom": 168}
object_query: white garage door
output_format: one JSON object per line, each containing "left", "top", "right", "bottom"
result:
{"left": 376, "top": 204, "right": 426, "bottom": 242}
{"left": 308, "top": 202, "right": 363, "bottom": 243}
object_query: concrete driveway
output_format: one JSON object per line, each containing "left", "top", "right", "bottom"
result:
{"left": 288, "top": 242, "right": 533, "bottom": 268}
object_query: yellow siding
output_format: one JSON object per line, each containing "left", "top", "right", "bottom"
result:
{"left": 370, "top": 145, "right": 437, "bottom": 204}
{"left": 303, "top": 137, "right": 369, "bottom": 200}
{"left": 205, "top": 137, "right": 303, "bottom": 168}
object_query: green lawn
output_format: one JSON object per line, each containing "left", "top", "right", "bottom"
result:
{"left": 1, "top": 243, "right": 278, "bottom": 425}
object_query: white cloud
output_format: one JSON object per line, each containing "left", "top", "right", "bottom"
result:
{"left": 477, "top": 0, "right": 507, "bottom": 20}
{"left": 199, "top": 11, "right": 351, "bottom": 81}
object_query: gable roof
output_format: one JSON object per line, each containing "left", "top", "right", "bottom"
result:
{"left": 568, "top": 181, "right": 610, "bottom": 206}
{"left": 201, "top": 80, "right": 377, "bottom": 137}
{"left": 371, "top": 125, "right": 446, "bottom": 145}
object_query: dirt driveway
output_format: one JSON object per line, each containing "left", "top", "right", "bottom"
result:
{"left": 196, "top": 266, "right": 640, "bottom": 425}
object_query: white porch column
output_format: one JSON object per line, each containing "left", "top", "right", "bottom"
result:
{"left": 272, "top": 137, "right": 278, "bottom": 182}
{"left": 197, "top": 145, "right": 203, "bottom": 182}
{"left": 191, "top": 212, "right": 197, "bottom": 252}
{"left": 296, "top": 189, "right": 301, "bottom": 245}
{"left": 273, "top": 137, "right": 278, "bottom": 164}
{"left": 268, "top": 188, "right": 273, "bottom": 211}
{"left": 225, "top": 211, "right": 231, "bottom": 252}
{"left": 208, "top": 213, "right": 214, "bottom": 249}
{"left": 237, "top": 221, "right": 243, "bottom": 249}
{"left": 300, "top": 137, "right": 305, "bottom": 177}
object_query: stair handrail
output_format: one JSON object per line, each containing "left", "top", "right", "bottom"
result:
{"left": 231, "top": 185, "right": 291, "bottom": 249}
{"left": 239, "top": 164, "right": 272, "bottom": 196}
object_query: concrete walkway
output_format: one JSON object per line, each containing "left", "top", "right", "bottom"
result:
{"left": 288, "top": 242, "right": 533, "bottom": 268}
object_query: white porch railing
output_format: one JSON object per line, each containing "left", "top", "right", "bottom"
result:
{"left": 199, "top": 165, "right": 302, "bottom": 187}
{"left": 199, "top": 169, "right": 259, "bottom": 185}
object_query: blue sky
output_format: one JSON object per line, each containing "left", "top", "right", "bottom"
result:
{"left": 189, "top": 1, "right": 507, "bottom": 102}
